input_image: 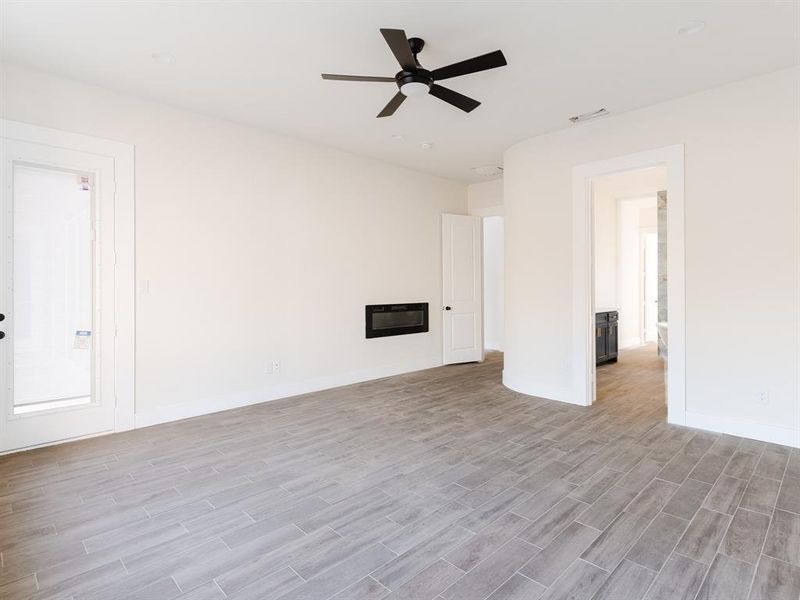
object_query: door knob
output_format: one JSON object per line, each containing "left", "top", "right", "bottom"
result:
{"left": 444, "top": 306, "right": 452, "bottom": 311}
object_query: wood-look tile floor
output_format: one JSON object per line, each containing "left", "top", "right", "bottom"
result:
{"left": 2, "top": 346, "right": 799, "bottom": 600}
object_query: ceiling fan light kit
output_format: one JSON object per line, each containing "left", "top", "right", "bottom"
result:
{"left": 399, "top": 80, "right": 430, "bottom": 97}
{"left": 321, "top": 28, "right": 507, "bottom": 118}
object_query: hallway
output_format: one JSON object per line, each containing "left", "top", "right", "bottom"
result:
{"left": 596, "top": 343, "right": 665, "bottom": 411}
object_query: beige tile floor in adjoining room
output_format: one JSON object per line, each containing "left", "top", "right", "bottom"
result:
{"left": 1, "top": 345, "right": 799, "bottom": 600}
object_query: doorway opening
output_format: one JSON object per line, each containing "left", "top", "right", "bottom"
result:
{"left": 483, "top": 215, "right": 504, "bottom": 354}
{"left": 591, "top": 167, "right": 666, "bottom": 406}
{"left": 572, "top": 144, "right": 685, "bottom": 425}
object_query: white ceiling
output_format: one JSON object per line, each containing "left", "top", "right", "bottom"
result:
{"left": 2, "top": 1, "right": 798, "bottom": 182}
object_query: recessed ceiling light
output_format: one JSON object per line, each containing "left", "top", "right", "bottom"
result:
{"left": 472, "top": 166, "right": 503, "bottom": 177}
{"left": 151, "top": 52, "right": 176, "bottom": 65}
{"left": 391, "top": 134, "right": 404, "bottom": 141}
{"left": 677, "top": 20, "right": 706, "bottom": 37}
{"left": 420, "top": 141, "right": 433, "bottom": 150}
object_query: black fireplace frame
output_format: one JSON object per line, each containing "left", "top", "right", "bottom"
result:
{"left": 365, "top": 303, "right": 429, "bottom": 339}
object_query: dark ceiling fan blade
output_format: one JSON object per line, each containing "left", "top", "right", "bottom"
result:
{"left": 431, "top": 50, "right": 507, "bottom": 81}
{"left": 377, "top": 91, "right": 407, "bottom": 118}
{"left": 321, "top": 74, "right": 396, "bottom": 82}
{"left": 380, "top": 28, "right": 416, "bottom": 71}
{"left": 429, "top": 84, "right": 481, "bottom": 113}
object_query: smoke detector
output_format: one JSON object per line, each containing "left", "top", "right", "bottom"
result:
{"left": 472, "top": 165, "right": 503, "bottom": 177}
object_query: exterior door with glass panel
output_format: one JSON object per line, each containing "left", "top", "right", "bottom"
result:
{"left": 1, "top": 138, "right": 116, "bottom": 452}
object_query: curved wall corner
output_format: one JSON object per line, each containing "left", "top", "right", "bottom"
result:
{"left": 501, "top": 368, "right": 574, "bottom": 405}
{"left": 499, "top": 67, "right": 800, "bottom": 448}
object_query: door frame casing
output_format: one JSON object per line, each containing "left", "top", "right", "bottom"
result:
{"left": 0, "top": 120, "right": 135, "bottom": 450}
{"left": 572, "top": 144, "right": 685, "bottom": 425}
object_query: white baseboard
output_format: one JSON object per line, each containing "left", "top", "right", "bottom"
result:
{"left": 1, "top": 429, "right": 115, "bottom": 457}
{"left": 134, "top": 355, "right": 443, "bottom": 429}
{"left": 135, "top": 360, "right": 800, "bottom": 449}
{"left": 484, "top": 341, "right": 503, "bottom": 352}
{"left": 503, "top": 374, "right": 799, "bottom": 448}
{"left": 501, "top": 370, "right": 576, "bottom": 405}
{"left": 682, "top": 410, "right": 800, "bottom": 448}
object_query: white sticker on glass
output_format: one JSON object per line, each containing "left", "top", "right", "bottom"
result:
{"left": 74, "top": 330, "right": 92, "bottom": 349}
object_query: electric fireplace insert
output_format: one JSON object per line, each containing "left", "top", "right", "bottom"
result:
{"left": 365, "top": 303, "right": 429, "bottom": 338}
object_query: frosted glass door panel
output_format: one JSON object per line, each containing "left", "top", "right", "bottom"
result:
{"left": 13, "top": 165, "right": 93, "bottom": 410}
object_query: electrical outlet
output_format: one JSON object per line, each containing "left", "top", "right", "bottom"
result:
{"left": 756, "top": 391, "right": 769, "bottom": 405}
{"left": 265, "top": 360, "right": 281, "bottom": 374}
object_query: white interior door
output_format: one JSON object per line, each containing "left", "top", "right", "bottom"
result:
{"left": 442, "top": 214, "right": 483, "bottom": 364}
{"left": 1, "top": 138, "right": 117, "bottom": 452}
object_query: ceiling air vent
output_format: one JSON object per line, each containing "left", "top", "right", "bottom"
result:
{"left": 569, "top": 108, "right": 609, "bottom": 123}
{"left": 472, "top": 165, "right": 503, "bottom": 177}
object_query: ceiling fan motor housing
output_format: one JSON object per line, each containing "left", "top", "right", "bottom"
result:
{"left": 396, "top": 68, "right": 433, "bottom": 92}
{"left": 407, "top": 37, "right": 425, "bottom": 55}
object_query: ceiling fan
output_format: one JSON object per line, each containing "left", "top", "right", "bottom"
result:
{"left": 321, "top": 28, "right": 507, "bottom": 118}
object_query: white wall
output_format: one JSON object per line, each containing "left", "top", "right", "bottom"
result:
{"left": 639, "top": 206, "right": 657, "bottom": 228}
{"left": 483, "top": 216, "right": 504, "bottom": 351}
{"left": 467, "top": 179, "right": 503, "bottom": 215}
{"left": 1, "top": 64, "right": 468, "bottom": 425}
{"left": 616, "top": 198, "right": 656, "bottom": 348}
{"left": 504, "top": 67, "right": 800, "bottom": 446}
{"left": 593, "top": 189, "right": 618, "bottom": 310}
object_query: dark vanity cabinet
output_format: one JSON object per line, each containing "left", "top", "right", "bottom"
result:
{"left": 596, "top": 310, "right": 618, "bottom": 365}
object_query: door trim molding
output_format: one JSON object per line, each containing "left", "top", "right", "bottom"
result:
{"left": 571, "top": 144, "right": 685, "bottom": 425}
{"left": 1, "top": 119, "right": 135, "bottom": 434}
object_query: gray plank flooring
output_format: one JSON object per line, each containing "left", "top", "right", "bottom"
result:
{"left": 1, "top": 346, "right": 799, "bottom": 600}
